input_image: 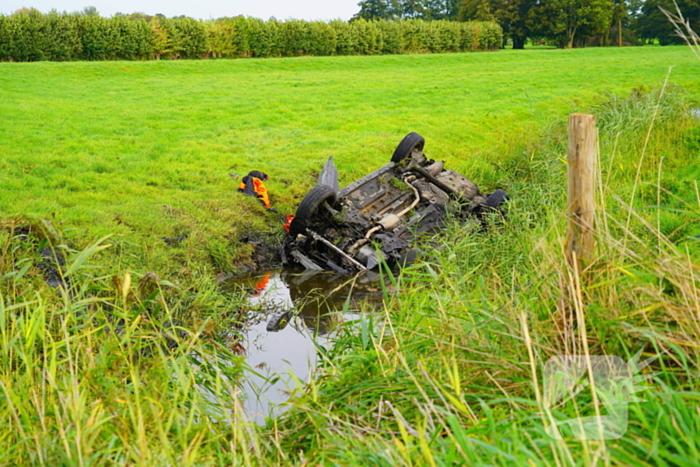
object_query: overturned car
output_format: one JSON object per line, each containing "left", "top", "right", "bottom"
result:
{"left": 282, "top": 132, "right": 508, "bottom": 272}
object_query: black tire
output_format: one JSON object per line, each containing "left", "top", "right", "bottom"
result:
{"left": 391, "top": 132, "right": 425, "bottom": 164}
{"left": 485, "top": 189, "right": 509, "bottom": 211}
{"left": 290, "top": 184, "right": 338, "bottom": 235}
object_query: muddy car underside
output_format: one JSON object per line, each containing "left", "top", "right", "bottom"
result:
{"left": 282, "top": 132, "right": 507, "bottom": 272}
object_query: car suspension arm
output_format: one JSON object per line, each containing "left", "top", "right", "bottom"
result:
{"left": 306, "top": 228, "right": 368, "bottom": 272}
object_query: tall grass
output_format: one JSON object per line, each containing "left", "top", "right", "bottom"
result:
{"left": 0, "top": 224, "right": 272, "bottom": 465}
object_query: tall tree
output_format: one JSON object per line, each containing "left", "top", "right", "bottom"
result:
{"left": 528, "top": 0, "right": 614, "bottom": 48}
{"left": 355, "top": 0, "right": 461, "bottom": 20}
{"left": 460, "top": 0, "right": 536, "bottom": 48}
{"left": 400, "top": 0, "right": 431, "bottom": 18}
{"left": 428, "top": 0, "right": 462, "bottom": 19}
{"left": 354, "top": 0, "right": 400, "bottom": 20}
{"left": 458, "top": 0, "right": 496, "bottom": 21}
{"left": 610, "top": 0, "right": 628, "bottom": 45}
{"left": 81, "top": 6, "right": 99, "bottom": 16}
{"left": 634, "top": 0, "right": 700, "bottom": 44}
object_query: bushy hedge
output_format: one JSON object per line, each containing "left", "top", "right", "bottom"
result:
{"left": 0, "top": 9, "right": 502, "bottom": 62}
{"left": 205, "top": 17, "right": 502, "bottom": 58}
{"left": 0, "top": 10, "right": 154, "bottom": 61}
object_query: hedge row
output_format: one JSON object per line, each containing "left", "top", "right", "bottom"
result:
{"left": 0, "top": 11, "right": 152, "bottom": 61}
{"left": 206, "top": 17, "right": 503, "bottom": 58}
{"left": 0, "top": 10, "right": 502, "bottom": 62}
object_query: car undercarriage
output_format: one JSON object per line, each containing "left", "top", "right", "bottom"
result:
{"left": 282, "top": 132, "right": 508, "bottom": 272}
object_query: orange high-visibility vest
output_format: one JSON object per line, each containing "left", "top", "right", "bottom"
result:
{"left": 238, "top": 176, "right": 270, "bottom": 208}
{"left": 252, "top": 177, "right": 270, "bottom": 209}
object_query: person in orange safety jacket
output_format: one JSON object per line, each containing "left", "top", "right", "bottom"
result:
{"left": 237, "top": 170, "right": 276, "bottom": 212}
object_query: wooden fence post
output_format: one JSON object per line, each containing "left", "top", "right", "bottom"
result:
{"left": 566, "top": 114, "right": 597, "bottom": 268}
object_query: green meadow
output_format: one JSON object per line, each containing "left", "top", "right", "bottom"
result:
{"left": 0, "top": 45, "right": 699, "bottom": 465}
{"left": 1, "top": 46, "right": 697, "bottom": 255}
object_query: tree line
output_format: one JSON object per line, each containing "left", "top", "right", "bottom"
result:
{"left": 356, "top": 0, "right": 700, "bottom": 48}
{"left": 0, "top": 8, "right": 502, "bottom": 62}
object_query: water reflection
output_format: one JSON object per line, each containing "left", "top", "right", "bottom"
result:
{"left": 227, "top": 270, "right": 385, "bottom": 424}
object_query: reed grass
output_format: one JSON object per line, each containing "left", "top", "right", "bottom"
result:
{"left": 0, "top": 226, "right": 263, "bottom": 465}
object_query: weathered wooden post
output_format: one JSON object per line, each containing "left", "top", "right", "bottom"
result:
{"left": 566, "top": 114, "right": 597, "bottom": 268}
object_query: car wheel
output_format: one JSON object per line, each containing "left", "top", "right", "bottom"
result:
{"left": 485, "top": 189, "right": 508, "bottom": 211}
{"left": 290, "top": 184, "right": 338, "bottom": 235}
{"left": 391, "top": 132, "right": 425, "bottom": 164}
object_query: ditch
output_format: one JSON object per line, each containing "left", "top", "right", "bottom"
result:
{"left": 224, "top": 269, "right": 389, "bottom": 424}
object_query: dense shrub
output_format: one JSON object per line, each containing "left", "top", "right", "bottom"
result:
{"left": 149, "top": 17, "right": 172, "bottom": 59}
{"left": 0, "top": 10, "right": 502, "bottom": 62}
{"left": 278, "top": 20, "right": 310, "bottom": 57}
{"left": 307, "top": 21, "right": 336, "bottom": 56}
{"left": 171, "top": 17, "right": 206, "bottom": 59}
{"left": 108, "top": 16, "right": 154, "bottom": 60}
{"left": 79, "top": 15, "right": 151, "bottom": 60}
{"left": 249, "top": 18, "right": 280, "bottom": 58}
{"left": 204, "top": 19, "right": 234, "bottom": 58}
{"left": 350, "top": 19, "right": 384, "bottom": 55}
{"left": 377, "top": 20, "right": 402, "bottom": 54}
{"left": 42, "top": 12, "right": 82, "bottom": 61}
{"left": 78, "top": 14, "right": 112, "bottom": 60}
{"left": 329, "top": 19, "right": 357, "bottom": 55}
{"left": 0, "top": 9, "right": 47, "bottom": 61}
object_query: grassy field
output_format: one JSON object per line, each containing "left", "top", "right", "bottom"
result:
{"left": 0, "top": 45, "right": 699, "bottom": 465}
{"left": 1, "top": 46, "right": 698, "bottom": 264}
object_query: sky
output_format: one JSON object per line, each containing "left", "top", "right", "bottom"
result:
{"left": 0, "top": 0, "right": 362, "bottom": 21}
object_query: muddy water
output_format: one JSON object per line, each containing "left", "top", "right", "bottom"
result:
{"left": 227, "top": 270, "right": 386, "bottom": 424}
